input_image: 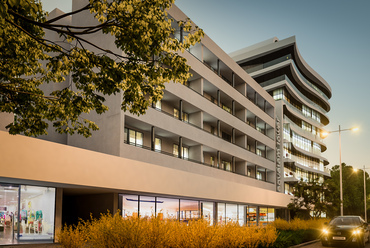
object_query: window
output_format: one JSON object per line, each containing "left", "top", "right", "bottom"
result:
{"left": 154, "top": 100, "right": 162, "bottom": 110}
{"left": 221, "top": 132, "right": 231, "bottom": 142}
{"left": 302, "top": 105, "right": 311, "bottom": 117}
{"left": 174, "top": 108, "right": 189, "bottom": 123}
{"left": 128, "top": 129, "right": 143, "bottom": 147}
{"left": 210, "top": 156, "right": 215, "bottom": 166}
{"left": 256, "top": 171, "right": 263, "bottom": 180}
{"left": 222, "top": 161, "right": 231, "bottom": 171}
{"left": 173, "top": 144, "right": 189, "bottom": 159}
{"left": 273, "top": 89, "right": 283, "bottom": 100}
{"left": 154, "top": 138, "right": 161, "bottom": 152}
{"left": 221, "top": 104, "right": 231, "bottom": 113}
{"left": 256, "top": 148, "right": 262, "bottom": 156}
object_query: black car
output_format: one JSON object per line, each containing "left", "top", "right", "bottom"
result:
{"left": 321, "top": 216, "right": 369, "bottom": 247}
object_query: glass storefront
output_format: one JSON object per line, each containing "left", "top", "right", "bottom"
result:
{"left": 0, "top": 184, "right": 56, "bottom": 245}
{"left": 120, "top": 194, "right": 277, "bottom": 226}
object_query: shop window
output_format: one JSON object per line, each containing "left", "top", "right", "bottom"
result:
{"left": 226, "top": 204, "right": 237, "bottom": 223}
{"left": 217, "top": 203, "right": 226, "bottom": 225}
{"left": 267, "top": 208, "right": 275, "bottom": 223}
{"left": 247, "top": 207, "right": 257, "bottom": 226}
{"left": 128, "top": 129, "right": 143, "bottom": 147}
{"left": 180, "top": 200, "right": 199, "bottom": 222}
{"left": 201, "top": 202, "right": 214, "bottom": 225}
{"left": 19, "top": 185, "right": 55, "bottom": 241}
{"left": 238, "top": 205, "right": 247, "bottom": 226}
{"left": 259, "top": 207, "right": 268, "bottom": 226}
{"left": 156, "top": 197, "right": 179, "bottom": 220}
{"left": 139, "top": 196, "right": 155, "bottom": 218}
{"left": 154, "top": 138, "right": 161, "bottom": 152}
{"left": 122, "top": 195, "right": 139, "bottom": 219}
{"left": 256, "top": 148, "right": 262, "bottom": 156}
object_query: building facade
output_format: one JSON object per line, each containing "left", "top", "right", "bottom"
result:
{"left": 230, "top": 37, "right": 332, "bottom": 196}
{"left": 0, "top": 4, "right": 329, "bottom": 246}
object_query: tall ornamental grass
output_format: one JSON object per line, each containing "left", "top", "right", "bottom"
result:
{"left": 57, "top": 212, "right": 277, "bottom": 248}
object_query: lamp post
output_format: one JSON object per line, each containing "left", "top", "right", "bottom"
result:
{"left": 322, "top": 125, "right": 358, "bottom": 216}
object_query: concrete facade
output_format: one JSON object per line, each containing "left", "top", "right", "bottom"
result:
{"left": 0, "top": 3, "right": 311, "bottom": 245}
{"left": 230, "top": 37, "right": 332, "bottom": 196}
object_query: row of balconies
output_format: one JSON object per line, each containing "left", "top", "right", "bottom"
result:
{"left": 123, "top": 118, "right": 275, "bottom": 183}
{"left": 150, "top": 97, "right": 275, "bottom": 162}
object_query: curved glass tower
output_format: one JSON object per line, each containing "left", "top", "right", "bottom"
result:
{"left": 231, "top": 36, "right": 332, "bottom": 195}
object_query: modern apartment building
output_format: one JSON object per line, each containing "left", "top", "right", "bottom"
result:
{"left": 230, "top": 37, "right": 332, "bottom": 196}
{"left": 0, "top": 4, "right": 306, "bottom": 246}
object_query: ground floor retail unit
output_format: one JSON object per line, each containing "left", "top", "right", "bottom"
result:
{"left": 0, "top": 182, "right": 289, "bottom": 246}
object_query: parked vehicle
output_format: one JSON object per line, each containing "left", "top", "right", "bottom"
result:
{"left": 321, "top": 216, "right": 369, "bottom": 247}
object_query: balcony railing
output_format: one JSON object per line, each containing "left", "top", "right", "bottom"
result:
{"left": 151, "top": 106, "right": 275, "bottom": 163}
{"left": 123, "top": 140, "right": 274, "bottom": 184}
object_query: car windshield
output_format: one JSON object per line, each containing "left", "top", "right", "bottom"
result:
{"left": 330, "top": 217, "right": 361, "bottom": 226}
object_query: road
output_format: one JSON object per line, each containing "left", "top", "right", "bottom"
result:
{"left": 303, "top": 240, "right": 370, "bottom": 248}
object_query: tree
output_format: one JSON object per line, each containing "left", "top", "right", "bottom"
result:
{"left": 0, "top": 0, "right": 204, "bottom": 137}
{"left": 288, "top": 178, "right": 338, "bottom": 219}
{"left": 329, "top": 163, "right": 370, "bottom": 218}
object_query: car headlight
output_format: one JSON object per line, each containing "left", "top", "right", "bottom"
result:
{"left": 353, "top": 229, "right": 362, "bottom": 235}
{"left": 323, "top": 228, "right": 329, "bottom": 235}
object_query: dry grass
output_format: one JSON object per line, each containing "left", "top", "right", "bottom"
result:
{"left": 271, "top": 218, "right": 329, "bottom": 230}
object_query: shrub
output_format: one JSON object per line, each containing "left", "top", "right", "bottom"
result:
{"left": 57, "top": 212, "right": 278, "bottom": 248}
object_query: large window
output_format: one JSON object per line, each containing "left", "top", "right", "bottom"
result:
{"left": 122, "top": 195, "right": 139, "bottom": 219}
{"left": 126, "top": 128, "right": 143, "bottom": 147}
{"left": 247, "top": 207, "right": 257, "bottom": 226}
{"left": 180, "top": 200, "right": 199, "bottom": 222}
{"left": 174, "top": 108, "right": 189, "bottom": 123}
{"left": 173, "top": 144, "right": 189, "bottom": 159}
{"left": 201, "top": 202, "right": 214, "bottom": 225}
{"left": 273, "top": 88, "right": 283, "bottom": 100}
{"left": 19, "top": 185, "right": 55, "bottom": 241}
{"left": 217, "top": 203, "right": 226, "bottom": 224}
{"left": 226, "top": 204, "right": 238, "bottom": 223}
{"left": 139, "top": 196, "right": 155, "bottom": 218}
{"left": 156, "top": 198, "right": 179, "bottom": 220}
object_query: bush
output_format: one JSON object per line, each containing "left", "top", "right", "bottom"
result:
{"left": 270, "top": 218, "right": 328, "bottom": 247}
{"left": 57, "top": 212, "right": 278, "bottom": 248}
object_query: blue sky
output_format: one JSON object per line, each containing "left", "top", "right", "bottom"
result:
{"left": 43, "top": 0, "right": 370, "bottom": 170}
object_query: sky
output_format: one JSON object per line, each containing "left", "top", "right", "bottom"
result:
{"left": 43, "top": 0, "right": 370, "bottom": 170}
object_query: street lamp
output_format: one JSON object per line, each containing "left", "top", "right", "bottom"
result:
{"left": 321, "top": 125, "right": 358, "bottom": 216}
{"left": 354, "top": 166, "right": 369, "bottom": 222}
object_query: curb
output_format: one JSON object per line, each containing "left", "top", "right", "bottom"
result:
{"left": 289, "top": 239, "right": 320, "bottom": 248}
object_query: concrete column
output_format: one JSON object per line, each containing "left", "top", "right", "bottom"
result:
{"left": 217, "top": 59, "right": 220, "bottom": 76}
{"left": 179, "top": 100, "right": 183, "bottom": 121}
{"left": 178, "top": 136, "right": 183, "bottom": 159}
{"left": 151, "top": 126, "right": 155, "bottom": 151}
{"left": 190, "top": 145, "right": 203, "bottom": 163}
{"left": 232, "top": 100, "right": 235, "bottom": 116}
{"left": 217, "top": 120, "right": 221, "bottom": 137}
{"left": 232, "top": 72, "right": 235, "bottom": 88}
{"left": 217, "top": 151, "right": 221, "bottom": 168}
{"left": 217, "top": 90, "right": 220, "bottom": 107}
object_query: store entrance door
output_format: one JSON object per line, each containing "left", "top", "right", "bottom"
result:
{"left": 0, "top": 185, "right": 19, "bottom": 245}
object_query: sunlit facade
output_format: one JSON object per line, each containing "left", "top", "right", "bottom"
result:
{"left": 0, "top": 4, "right": 295, "bottom": 246}
{"left": 231, "top": 37, "right": 332, "bottom": 196}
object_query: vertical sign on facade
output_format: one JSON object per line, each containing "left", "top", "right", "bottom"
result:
{"left": 276, "top": 117, "right": 282, "bottom": 192}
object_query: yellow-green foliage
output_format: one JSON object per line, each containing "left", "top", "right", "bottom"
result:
{"left": 57, "top": 212, "right": 277, "bottom": 248}
{"left": 271, "top": 218, "right": 329, "bottom": 231}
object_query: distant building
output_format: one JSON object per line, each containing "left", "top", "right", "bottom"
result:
{"left": 230, "top": 37, "right": 332, "bottom": 196}
{"left": 0, "top": 3, "right": 330, "bottom": 246}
